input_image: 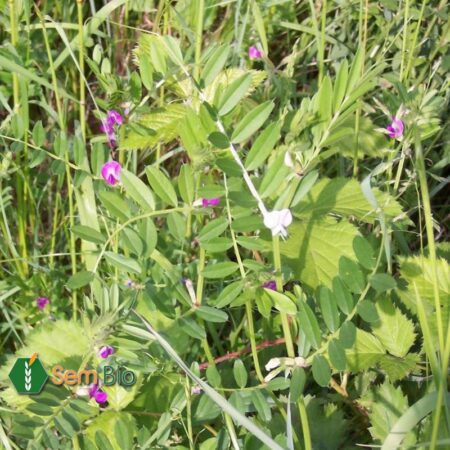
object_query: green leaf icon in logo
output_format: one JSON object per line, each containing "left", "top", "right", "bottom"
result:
{"left": 9, "top": 353, "right": 48, "bottom": 395}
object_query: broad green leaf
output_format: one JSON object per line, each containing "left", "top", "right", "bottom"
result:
{"left": 312, "top": 355, "right": 331, "bottom": 387}
{"left": 198, "top": 217, "right": 229, "bottom": 242}
{"left": 218, "top": 73, "right": 253, "bottom": 116}
{"left": 208, "top": 132, "right": 230, "bottom": 149}
{"left": 291, "top": 170, "right": 319, "bottom": 207}
{"left": 202, "top": 45, "right": 230, "bottom": 86}
{"left": 231, "top": 101, "right": 274, "bottom": 143}
{"left": 371, "top": 298, "right": 416, "bottom": 358}
{"left": 251, "top": 1, "right": 268, "bottom": 54}
{"left": 167, "top": 211, "right": 186, "bottom": 242}
{"left": 297, "top": 301, "right": 321, "bottom": 348}
{"left": 339, "top": 321, "right": 356, "bottom": 348}
{"left": 178, "top": 164, "right": 195, "bottom": 204}
{"left": 161, "top": 35, "right": 184, "bottom": 66}
{"left": 145, "top": 166, "right": 178, "bottom": 207}
{"left": 357, "top": 300, "right": 379, "bottom": 323}
{"left": 214, "top": 281, "right": 244, "bottom": 308}
{"left": 251, "top": 390, "right": 272, "bottom": 422}
{"left": 201, "top": 237, "right": 233, "bottom": 253}
{"left": 195, "top": 306, "right": 228, "bottom": 323}
{"left": 319, "top": 287, "right": 340, "bottom": 332}
{"left": 233, "top": 360, "right": 248, "bottom": 388}
{"left": 339, "top": 257, "right": 365, "bottom": 294}
{"left": 121, "top": 169, "right": 155, "bottom": 211}
{"left": 140, "top": 53, "right": 154, "bottom": 90}
{"left": 264, "top": 289, "right": 297, "bottom": 315}
{"left": 122, "top": 227, "right": 144, "bottom": 256}
{"left": 369, "top": 274, "right": 397, "bottom": 293}
{"left": 32, "top": 121, "right": 45, "bottom": 147}
{"left": 105, "top": 252, "right": 141, "bottom": 274}
{"left": 333, "top": 60, "right": 348, "bottom": 112}
{"left": 203, "top": 262, "right": 238, "bottom": 279}
{"left": 332, "top": 277, "right": 354, "bottom": 314}
{"left": 67, "top": 271, "right": 94, "bottom": 290}
{"left": 54, "top": 414, "right": 75, "bottom": 437}
{"left": 206, "top": 365, "right": 222, "bottom": 388}
{"left": 259, "top": 153, "right": 290, "bottom": 198}
{"left": 179, "top": 317, "right": 206, "bottom": 340}
{"left": 353, "top": 235, "right": 376, "bottom": 270}
{"left": 245, "top": 123, "right": 281, "bottom": 170}
{"left": 328, "top": 339, "right": 346, "bottom": 371}
{"left": 280, "top": 218, "right": 359, "bottom": 289}
{"left": 293, "top": 177, "right": 404, "bottom": 223}
{"left": 72, "top": 225, "right": 106, "bottom": 244}
{"left": 98, "top": 191, "right": 130, "bottom": 221}
{"left": 347, "top": 48, "right": 363, "bottom": 93}
{"left": 317, "top": 76, "right": 333, "bottom": 123}
{"left": 290, "top": 368, "right": 306, "bottom": 402}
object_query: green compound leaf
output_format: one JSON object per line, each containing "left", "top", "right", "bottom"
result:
{"left": 312, "top": 355, "right": 331, "bottom": 387}
{"left": 231, "top": 101, "right": 274, "bottom": 143}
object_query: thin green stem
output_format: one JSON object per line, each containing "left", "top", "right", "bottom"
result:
{"left": 399, "top": 0, "right": 410, "bottom": 82}
{"left": 318, "top": 0, "right": 327, "bottom": 85}
{"left": 194, "top": 0, "right": 205, "bottom": 82}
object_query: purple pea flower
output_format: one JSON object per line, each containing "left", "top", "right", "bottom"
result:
{"left": 106, "top": 110, "right": 123, "bottom": 127}
{"left": 101, "top": 110, "right": 123, "bottom": 148}
{"left": 202, "top": 198, "right": 220, "bottom": 207}
{"left": 262, "top": 280, "right": 277, "bottom": 291}
{"left": 97, "top": 345, "right": 114, "bottom": 359}
{"left": 386, "top": 117, "right": 404, "bottom": 139}
{"left": 89, "top": 384, "right": 108, "bottom": 404}
{"left": 248, "top": 46, "right": 262, "bottom": 60}
{"left": 36, "top": 297, "right": 50, "bottom": 310}
{"left": 191, "top": 386, "right": 202, "bottom": 395}
{"left": 101, "top": 161, "right": 121, "bottom": 186}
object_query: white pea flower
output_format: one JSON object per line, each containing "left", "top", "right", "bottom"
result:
{"left": 263, "top": 209, "right": 293, "bottom": 238}
{"left": 284, "top": 151, "right": 294, "bottom": 168}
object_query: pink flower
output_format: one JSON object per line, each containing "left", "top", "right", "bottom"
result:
{"left": 101, "top": 161, "right": 121, "bottom": 186}
{"left": 248, "top": 46, "right": 262, "bottom": 60}
{"left": 191, "top": 386, "right": 202, "bottom": 395}
{"left": 36, "top": 297, "right": 50, "bottom": 310}
{"left": 202, "top": 198, "right": 220, "bottom": 207}
{"left": 97, "top": 345, "right": 114, "bottom": 359}
{"left": 101, "top": 110, "right": 123, "bottom": 148}
{"left": 89, "top": 384, "right": 108, "bottom": 404}
{"left": 262, "top": 280, "right": 277, "bottom": 291}
{"left": 386, "top": 117, "right": 404, "bottom": 139}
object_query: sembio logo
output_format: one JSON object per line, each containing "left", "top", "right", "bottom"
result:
{"left": 8, "top": 353, "right": 136, "bottom": 395}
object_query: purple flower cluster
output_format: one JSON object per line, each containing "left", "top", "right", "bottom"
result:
{"left": 97, "top": 345, "right": 114, "bottom": 359}
{"left": 101, "top": 110, "right": 123, "bottom": 148}
{"left": 101, "top": 160, "right": 121, "bottom": 186}
{"left": 89, "top": 384, "right": 108, "bottom": 404}
{"left": 386, "top": 117, "right": 404, "bottom": 139}
{"left": 36, "top": 297, "right": 50, "bottom": 310}
{"left": 202, "top": 198, "right": 220, "bottom": 207}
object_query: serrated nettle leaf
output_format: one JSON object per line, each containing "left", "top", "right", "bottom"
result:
{"left": 203, "top": 262, "right": 239, "bottom": 279}
{"left": 245, "top": 122, "right": 281, "bottom": 170}
{"left": 297, "top": 300, "right": 321, "bottom": 349}
{"left": 121, "top": 169, "right": 155, "bottom": 211}
{"left": 72, "top": 225, "right": 106, "bottom": 244}
{"left": 202, "top": 45, "right": 230, "bottom": 86}
{"left": 195, "top": 306, "right": 228, "bottom": 323}
{"left": 312, "top": 355, "right": 331, "bottom": 387}
{"left": 105, "top": 251, "right": 141, "bottom": 274}
{"left": 145, "top": 166, "right": 178, "bottom": 207}
{"left": 213, "top": 280, "right": 244, "bottom": 308}
{"left": 218, "top": 73, "right": 253, "bottom": 116}
{"left": 328, "top": 339, "right": 346, "bottom": 371}
{"left": 264, "top": 289, "right": 297, "bottom": 315}
{"left": 372, "top": 297, "right": 416, "bottom": 358}
{"left": 67, "top": 271, "right": 95, "bottom": 290}
{"left": 345, "top": 329, "right": 385, "bottom": 371}
{"left": 233, "top": 359, "right": 248, "bottom": 388}
{"left": 178, "top": 165, "right": 195, "bottom": 204}
{"left": 198, "top": 217, "right": 229, "bottom": 242}
{"left": 231, "top": 101, "right": 274, "bottom": 143}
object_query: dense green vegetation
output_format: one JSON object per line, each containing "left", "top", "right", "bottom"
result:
{"left": 0, "top": 0, "right": 449, "bottom": 448}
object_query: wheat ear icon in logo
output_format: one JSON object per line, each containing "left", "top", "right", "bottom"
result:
{"left": 24, "top": 352, "right": 37, "bottom": 391}
{"left": 8, "top": 352, "right": 48, "bottom": 394}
